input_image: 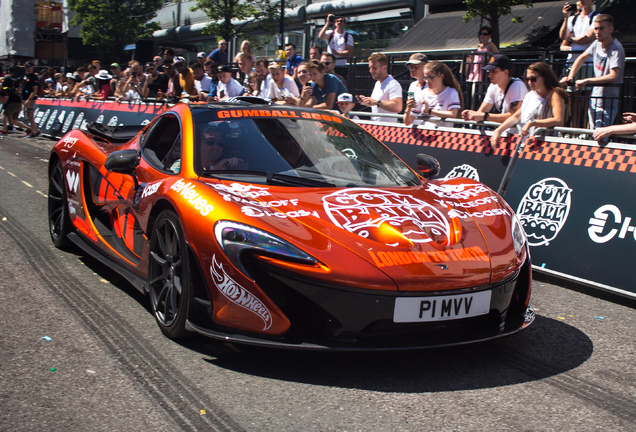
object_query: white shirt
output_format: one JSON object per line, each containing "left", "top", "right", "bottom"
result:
{"left": 370, "top": 75, "right": 402, "bottom": 123}
{"left": 422, "top": 86, "right": 461, "bottom": 128}
{"left": 195, "top": 74, "right": 212, "bottom": 94}
{"left": 407, "top": 80, "right": 428, "bottom": 116}
{"left": 483, "top": 78, "right": 527, "bottom": 133}
{"left": 260, "top": 75, "right": 273, "bottom": 100}
{"left": 217, "top": 78, "right": 243, "bottom": 99}
{"left": 567, "top": 11, "right": 596, "bottom": 63}
{"left": 269, "top": 76, "right": 300, "bottom": 100}
{"left": 326, "top": 30, "right": 353, "bottom": 66}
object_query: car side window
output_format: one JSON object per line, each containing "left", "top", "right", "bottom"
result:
{"left": 141, "top": 115, "right": 181, "bottom": 172}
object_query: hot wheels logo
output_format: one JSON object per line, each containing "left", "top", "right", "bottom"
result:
{"left": 588, "top": 204, "right": 636, "bottom": 244}
{"left": 210, "top": 255, "right": 272, "bottom": 330}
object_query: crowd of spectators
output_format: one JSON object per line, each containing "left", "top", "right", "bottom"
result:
{"left": 1, "top": 8, "right": 633, "bottom": 142}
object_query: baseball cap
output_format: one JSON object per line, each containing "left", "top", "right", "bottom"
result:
{"left": 482, "top": 54, "right": 513, "bottom": 71}
{"left": 404, "top": 53, "right": 428, "bottom": 66}
{"left": 217, "top": 64, "right": 233, "bottom": 73}
{"left": 173, "top": 56, "right": 186, "bottom": 64}
{"left": 110, "top": 63, "right": 120, "bottom": 69}
{"left": 197, "top": 51, "right": 207, "bottom": 58}
{"left": 337, "top": 93, "right": 354, "bottom": 103}
{"left": 24, "top": 61, "right": 34, "bottom": 67}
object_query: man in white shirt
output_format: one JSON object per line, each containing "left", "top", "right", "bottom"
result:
{"left": 215, "top": 65, "right": 243, "bottom": 100}
{"left": 255, "top": 58, "right": 273, "bottom": 100}
{"left": 191, "top": 62, "right": 212, "bottom": 101}
{"left": 318, "top": 14, "right": 354, "bottom": 76}
{"left": 356, "top": 53, "right": 403, "bottom": 123}
{"left": 267, "top": 63, "right": 299, "bottom": 105}
{"left": 403, "top": 53, "right": 428, "bottom": 120}
{"left": 560, "top": 0, "right": 597, "bottom": 75}
{"left": 461, "top": 54, "right": 527, "bottom": 132}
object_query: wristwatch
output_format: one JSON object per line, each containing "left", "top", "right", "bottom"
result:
{"left": 376, "top": 100, "right": 381, "bottom": 107}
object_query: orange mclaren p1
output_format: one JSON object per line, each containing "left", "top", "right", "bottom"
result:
{"left": 48, "top": 100, "right": 534, "bottom": 349}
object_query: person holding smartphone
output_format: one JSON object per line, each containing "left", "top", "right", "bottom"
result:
{"left": 403, "top": 53, "right": 428, "bottom": 126}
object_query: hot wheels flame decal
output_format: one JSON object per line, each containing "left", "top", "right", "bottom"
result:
{"left": 323, "top": 188, "right": 450, "bottom": 244}
{"left": 210, "top": 255, "right": 272, "bottom": 330}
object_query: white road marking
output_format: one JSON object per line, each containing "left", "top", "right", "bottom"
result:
{"left": 8, "top": 172, "right": 16, "bottom": 177}
{"left": 22, "top": 181, "right": 33, "bottom": 188}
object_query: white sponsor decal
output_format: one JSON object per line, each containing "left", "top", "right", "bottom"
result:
{"left": 210, "top": 255, "right": 272, "bottom": 330}
{"left": 170, "top": 179, "right": 214, "bottom": 216}
{"left": 107, "top": 116, "right": 118, "bottom": 127}
{"left": 241, "top": 206, "right": 320, "bottom": 219}
{"left": 448, "top": 207, "right": 511, "bottom": 219}
{"left": 39, "top": 109, "right": 51, "bottom": 128}
{"left": 62, "top": 111, "right": 75, "bottom": 133}
{"left": 141, "top": 119, "right": 150, "bottom": 126}
{"left": 45, "top": 109, "right": 58, "bottom": 130}
{"left": 322, "top": 188, "right": 450, "bottom": 244}
{"left": 516, "top": 177, "right": 572, "bottom": 247}
{"left": 141, "top": 181, "right": 162, "bottom": 199}
{"left": 95, "top": 114, "right": 104, "bottom": 124}
{"left": 588, "top": 204, "right": 636, "bottom": 244}
{"left": 66, "top": 170, "right": 80, "bottom": 193}
{"left": 212, "top": 182, "right": 271, "bottom": 199}
{"left": 61, "top": 136, "right": 79, "bottom": 148}
{"left": 444, "top": 164, "right": 480, "bottom": 181}
{"left": 72, "top": 112, "right": 85, "bottom": 130}
{"left": 425, "top": 183, "right": 490, "bottom": 200}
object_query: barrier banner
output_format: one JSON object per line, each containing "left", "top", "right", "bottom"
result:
{"left": 500, "top": 139, "right": 636, "bottom": 297}
{"left": 34, "top": 98, "right": 169, "bottom": 139}
{"left": 359, "top": 122, "right": 520, "bottom": 191}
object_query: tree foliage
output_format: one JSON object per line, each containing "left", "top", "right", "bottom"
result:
{"left": 463, "top": 0, "right": 533, "bottom": 47}
{"left": 68, "top": 0, "right": 163, "bottom": 61}
{"left": 190, "top": 0, "right": 283, "bottom": 42}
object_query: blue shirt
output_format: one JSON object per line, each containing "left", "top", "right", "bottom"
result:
{"left": 286, "top": 54, "right": 303, "bottom": 76}
{"left": 208, "top": 49, "right": 227, "bottom": 65}
{"left": 310, "top": 74, "right": 347, "bottom": 106}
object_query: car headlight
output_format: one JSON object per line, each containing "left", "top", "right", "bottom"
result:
{"left": 214, "top": 221, "right": 318, "bottom": 277}
{"left": 511, "top": 214, "right": 526, "bottom": 254}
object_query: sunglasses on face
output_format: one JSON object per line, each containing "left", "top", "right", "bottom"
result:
{"left": 479, "top": 32, "right": 491, "bottom": 36}
{"left": 322, "top": 61, "right": 333, "bottom": 65}
{"left": 206, "top": 137, "right": 221, "bottom": 146}
{"left": 423, "top": 74, "right": 439, "bottom": 81}
{"left": 526, "top": 76, "right": 539, "bottom": 83}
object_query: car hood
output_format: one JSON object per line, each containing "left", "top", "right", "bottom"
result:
{"left": 205, "top": 179, "right": 521, "bottom": 292}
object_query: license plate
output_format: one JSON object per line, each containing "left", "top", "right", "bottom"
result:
{"left": 393, "top": 291, "right": 492, "bottom": 323}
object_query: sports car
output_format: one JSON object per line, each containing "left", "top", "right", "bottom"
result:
{"left": 48, "top": 99, "right": 534, "bottom": 350}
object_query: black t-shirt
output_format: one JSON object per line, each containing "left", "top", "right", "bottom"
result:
{"left": 0, "top": 88, "right": 21, "bottom": 106}
{"left": 147, "top": 72, "right": 169, "bottom": 96}
{"left": 21, "top": 73, "right": 39, "bottom": 100}
{"left": 1, "top": 75, "right": 17, "bottom": 91}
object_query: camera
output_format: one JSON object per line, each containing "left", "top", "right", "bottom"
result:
{"left": 329, "top": 15, "right": 338, "bottom": 23}
{"left": 565, "top": 2, "right": 576, "bottom": 12}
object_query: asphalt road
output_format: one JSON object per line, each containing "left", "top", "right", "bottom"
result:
{"left": 1, "top": 132, "right": 635, "bottom": 431}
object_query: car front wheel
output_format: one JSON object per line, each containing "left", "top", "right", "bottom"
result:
{"left": 48, "top": 158, "right": 73, "bottom": 248}
{"left": 148, "top": 210, "right": 191, "bottom": 339}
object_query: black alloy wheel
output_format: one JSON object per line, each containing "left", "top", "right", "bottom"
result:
{"left": 148, "top": 210, "right": 191, "bottom": 339}
{"left": 48, "top": 159, "right": 73, "bottom": 248}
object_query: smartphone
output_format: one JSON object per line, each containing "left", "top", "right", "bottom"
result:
{"left": 407, "top": 92, "right": 414, "bottom": 100}
{"left": 305, "top": 82, "right": 312, "bottom": 87}
{"left": 565, "top": 2, "right": 576, "bottom": 12}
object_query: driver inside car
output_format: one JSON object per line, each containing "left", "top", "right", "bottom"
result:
{"left": 201, "top": 127, "right": 246, "bottom": 171}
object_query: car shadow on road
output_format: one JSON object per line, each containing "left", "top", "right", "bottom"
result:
{"left": 196, "top": 315, "right": 593, "bottom": 392}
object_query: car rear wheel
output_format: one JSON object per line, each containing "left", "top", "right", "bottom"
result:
{"left": 149, "top": 210, "right": 190, "bottom": 339}
{"left": 48, "top": 159, "right": 73, "bottom": 248}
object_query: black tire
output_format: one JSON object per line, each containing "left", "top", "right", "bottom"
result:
{"left": 148, "top": 210, "right": 191, "bottom": 339}
{"left": 48, "top": 159, "right": 73, "bottom": 248}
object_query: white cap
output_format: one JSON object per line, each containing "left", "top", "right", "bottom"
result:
{"left": 337, "top": 93, "right": 353, "bottom": 103}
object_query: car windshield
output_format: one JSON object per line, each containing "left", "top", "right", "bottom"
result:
{"left": 193, "top": 109, "right": 420, "bottom": 188}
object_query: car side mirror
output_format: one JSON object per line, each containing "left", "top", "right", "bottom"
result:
{"left": 416, "top": 153, "right": 440, "bottom": 179}
{"left": 105, "top": 150, "right": 140, "bottom": 174}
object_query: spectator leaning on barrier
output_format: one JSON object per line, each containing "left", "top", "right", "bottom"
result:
{"left": 90, "top": 70, "right": 114, "bottom": 100}
{"left": 267, "top": 63, "right": 299, "bottom": 105}
{"left": 357, "top": 53, "right": 403, "bottom": 123}
{"left": 255, "top": 58, "right": 273, "bottom": 100}
{"left": 320, "top": 53, "right": 347, "bottom": 88}
{"left": 593, "top": 112, "right": 636, "bottom": 142}
{"left": 209, "top": 40, "right": 228, "bottom": 65}
{"left": 403, "top": 53, "right": 429, "bottom": 125}
{"left": 336, "top": 93, "right": 359, "bottom": 120}
{"left": 461, "top": 54, "right": 527, "bottom": 132}
{"left": 319, "top": 14, "right": 354, "bottom": 76}
{"left": 204, "top": 59, "right": 219, "bottom": 99}
{"left": 492, "top": 62, "right": 568, "bottom": 146}
{"left": 406, "top": 60, "right": 463, "bottom": 128}
{"left": 215, "top": 65, "right": 243, "bottom": 100}
{"left": 191, "top": 62, "right": 212, "bottom": 101}
{"left": 237, "top": 53, "right": 255, "bottom": 92}
{"left": 245, "top": 71, "right": 263, "bottom": 97}
{"left": 146, "top": 62, "right": 168, "bottom": 98}
{"left": 562, "top": 14, "right": 624, "bottom": 129}
{"left": 296, "top": 62, "right": 310, "bottom": 90}
{"left": 153, "top": 55, "right": 164, "bottom": 72}
{"left": 284, "top": 43, "right": 303, "bottom": 80}
{"left": 299, "top": 59, "right": 347, "bottom": 111}
{"left": 21, "top": 61, "right": 40, "bottom": 137}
